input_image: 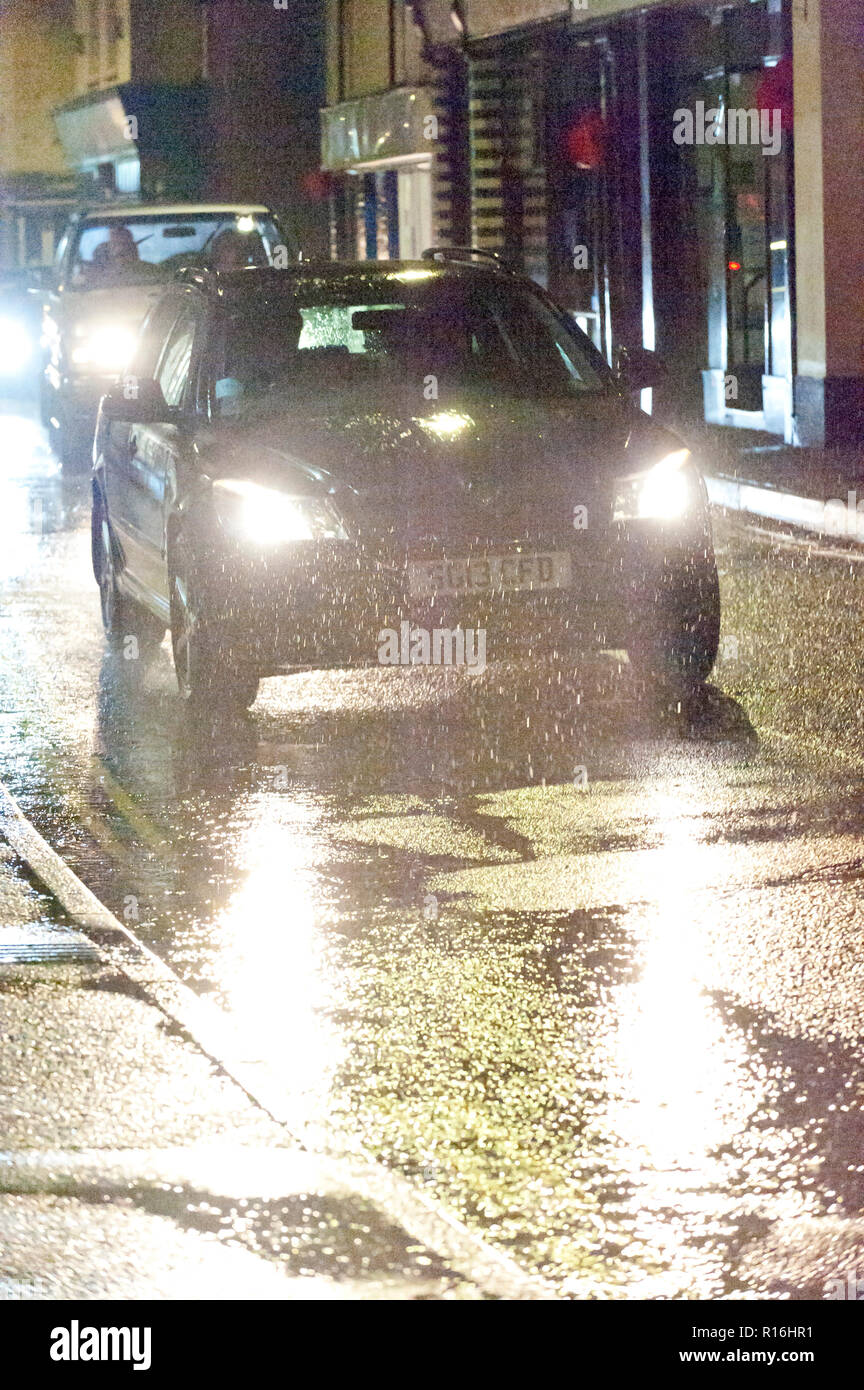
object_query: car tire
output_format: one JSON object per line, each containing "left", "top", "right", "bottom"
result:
{"left": 93, "top": 491, "right": 166, "bottom": 653}
{"left": 169, "top": 544, "right": 259, "bottom": 712}
{"left": 628, "top": 556, "right": 720, "bottom": 689}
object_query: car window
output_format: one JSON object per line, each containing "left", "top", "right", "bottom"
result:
{"left": 68, "top": 214, "right": 284, "bottom": 288}
{"left": 298, "top": 304, "right": 400, "bottom": 354}
{"left": 482, "top": 291, "right": 598, "bottom": 388}
{"left": 156, "top": 310, "right": 197, "bottom": 410}
{"left": 126, "top": 298, "right": 185, "bottom": 385}
{"left": 214, "top": 274, "right": 608, "bottom": 414}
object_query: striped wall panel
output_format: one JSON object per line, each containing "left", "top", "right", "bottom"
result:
{"left": 468, "top": 46, "right": 548, "bottom": 281}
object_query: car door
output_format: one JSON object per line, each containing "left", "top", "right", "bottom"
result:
{"left": 103, "top": 295, "right": 186, "bottom": 616}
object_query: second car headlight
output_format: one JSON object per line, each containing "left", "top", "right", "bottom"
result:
{"left": 71, "top": 324, "right": 137, "bottom": 372}
{"left": 213, "top": 479, "right": 347, "bottom": 545}
{"left": 0, "top": 317, "right": 34, "bottom": 375}
{"left": 613, "top": 449, "right": 692, "bottom": 522}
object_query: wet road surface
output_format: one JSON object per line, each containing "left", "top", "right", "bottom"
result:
{"left": 1, "top": 399, "right": 864, "bottom": 1298}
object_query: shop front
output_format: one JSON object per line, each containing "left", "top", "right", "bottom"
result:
{"left": 321, "top": 85, "right": 439, "bottom": 260}
{"left": 53, "top": 83, "right": 207, "bottom": 203}
{"left": 465, "top": 0, "right": 795, "bottom": 438}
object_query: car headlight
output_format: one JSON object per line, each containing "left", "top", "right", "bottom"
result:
{"left": 613, "top": 449, "right": 692, "bottom": 521}
{"left": 0, "top": 317, "right": 34, "bottom": 375}
{"left": 71, "top": 324, "right": 137, "bottom": 372}
{"left": 212, "top": 479, "right": 347, "bottom": 545}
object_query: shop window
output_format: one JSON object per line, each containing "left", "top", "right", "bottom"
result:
{"left": 96, "top": 163, "right": 116, "bottom": 197}
{"left": 676, "top": 11, "right": 793, "bottom": 421}
{"left": 383, "top": 171, "right": 399, "bottom": 258}
{"left": 397, "top": 165, "right": 433, "bottom": 261}
{"left": 362, "top": 174, "right": 377, "bottom": 259}
{"left": 545, "top": 35, "right": 623, "bottom": 359}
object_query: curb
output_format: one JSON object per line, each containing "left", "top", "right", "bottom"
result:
{"left": 707, "top": 472, "right": 864, "bottom": 547}
{"left": 0, "top": 780, "right": 556, "bottom": 1301}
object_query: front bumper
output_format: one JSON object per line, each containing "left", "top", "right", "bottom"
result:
{"left": 190, "top": 523, "right": 714, "bottom": 673}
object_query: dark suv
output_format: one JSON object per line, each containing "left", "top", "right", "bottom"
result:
{"left": 92, "top": 253, "right": 720, "bottom": 711}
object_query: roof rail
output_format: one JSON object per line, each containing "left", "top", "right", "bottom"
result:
{"left": 173, "top": 263, "right": 311, "bottom": 293}
{"left": 421, "top": 245, "right": 517, "bottom": 273}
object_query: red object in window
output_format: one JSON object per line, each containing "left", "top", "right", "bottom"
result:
{"left": 564, "top": 110, "right": 606, "bottom": 171}
{"left": 728, "top": 260, "right": 741, "bottom": 271}
{"left": 302, "top": 170, "right": 332, "bottom": 201}
{"left": 756, "top": 54, "right": 793, "bottom": 132}
{"left": 737, "top": 191, "right": 763, "bottom": 215}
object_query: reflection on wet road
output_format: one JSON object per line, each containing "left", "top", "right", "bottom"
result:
{"left": 1, "top": 401, "right": 863, "bottom": 1297}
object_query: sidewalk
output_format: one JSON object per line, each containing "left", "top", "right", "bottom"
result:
{"left": 685, "top": 422, "right": 864, "bottom": 543}
{"left": 0, "top": 839, "right": 483, "bottom": 1301}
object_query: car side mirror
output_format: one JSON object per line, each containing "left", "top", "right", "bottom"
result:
{"left": 101, "top": 379, "right": 176, "bottom": 424}
{"left": 615, "top": 344, "right": 668, "bottom": 392}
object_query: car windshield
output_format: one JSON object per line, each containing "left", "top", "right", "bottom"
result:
{"left": 70, "top": 213, "right": 283, "bottom": 288}
{"left": 214, "top": 270, "right": 611, "bottom": 416}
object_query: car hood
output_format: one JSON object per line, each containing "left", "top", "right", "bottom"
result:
{"left": 203, "top": 386, "right": 689, "bottom": 548}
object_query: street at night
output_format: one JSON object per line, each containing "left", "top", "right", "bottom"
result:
{"left": 2, "top": 0, "right": 864, "bottom": 1359}
{"left": 2, "top": 396, "right": 864, "bottom": 1311}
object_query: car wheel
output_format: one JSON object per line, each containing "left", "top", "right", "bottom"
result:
{"left": 93, "top": 492, "right": 166, "bottom": 652}
{"left": 169, "top": 547, "right": 259, "bottom": 711}
{"left": 628, "top": 557, "right": 720, "bottom": 688}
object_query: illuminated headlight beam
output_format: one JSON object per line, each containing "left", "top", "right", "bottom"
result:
{"left": 614, "top": 449, "right": 692, "bottom": 522}
{"left": 71, "top": 324, "right": 138, "bottom": 372}
{"left": 213, "top": 479, "right": 347, "bottom": 545}
{"left": 0, "top": 317, "right": 35, "bottom": 376}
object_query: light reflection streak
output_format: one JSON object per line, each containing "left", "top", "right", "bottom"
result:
{"left": 211, "top": 800, "right": 343, "bottom": 1124}
{"left": 600, "top": 783, "right": 772, "bottom": 1290}
{"left": 0, "top": 413, "right": 58, "bottom": 581}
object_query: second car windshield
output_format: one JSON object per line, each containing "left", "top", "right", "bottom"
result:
{"left": 216, "top": 273, "right": 609, "bottom": 411}
{"left": 70, "top": 214, "right": 282, "bottom": 287}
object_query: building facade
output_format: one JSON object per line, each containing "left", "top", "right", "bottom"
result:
{"left": 0, "top": 0, "right": 80, "bottom": 272}
{"left": 322, "top": 1, "right": 470, "bottom": 260}
{"left": 321, "top": 0, "right": 864, "bottom": 450}
{"left": 51, "top": 0, "right": 208, "bottom": 205}
{"left": 0, "top": 0, "right": 329, "bottom": 271}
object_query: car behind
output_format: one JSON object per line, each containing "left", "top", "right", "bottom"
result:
{"left": 42, "top": 203, "right": 295, "bottom": 468}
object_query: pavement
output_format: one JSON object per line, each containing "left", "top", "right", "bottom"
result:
{"left": 688, "top": 421, "right": 864, "bottom": 545}
{"left": 0, "top": 838, "right": 495, "bottom": 1300}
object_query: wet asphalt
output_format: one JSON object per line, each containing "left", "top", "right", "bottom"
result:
{"left": 1, "top": 397, "right": 864, "bottom": 1299}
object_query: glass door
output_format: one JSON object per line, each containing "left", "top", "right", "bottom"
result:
{"left": 678, "top": 39, "right": 792, "bottom": 424}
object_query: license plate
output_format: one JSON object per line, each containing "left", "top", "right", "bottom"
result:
{"left": 408, "top": 551, "right": 572, "bottom": 598}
